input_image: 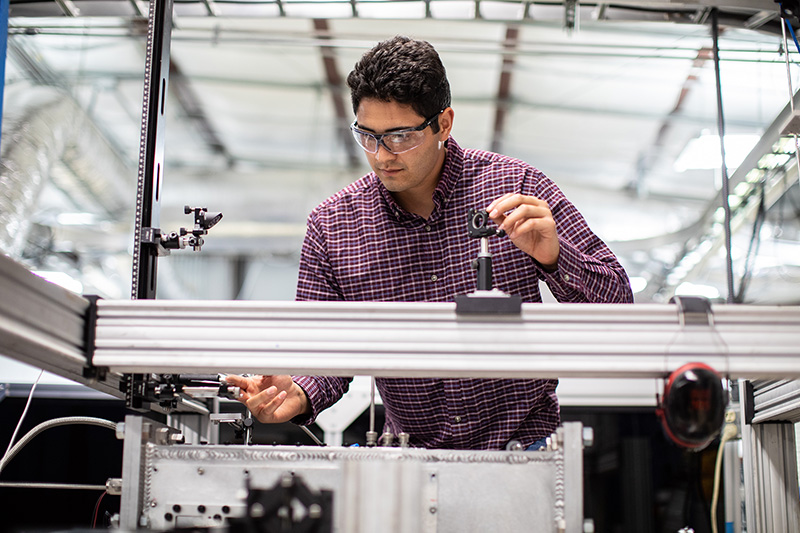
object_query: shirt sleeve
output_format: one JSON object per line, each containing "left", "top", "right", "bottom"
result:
{"left": 296, "top": 213, "right": 343, "bottom": 301}
{"left": 290, "top": 375, "right": 353, "bottom": 425}
{"left": 527, "top": 170, "right": 634, "bottom": 304}
{"left": 292, "top": 214, "right": 354, "bottom": 425}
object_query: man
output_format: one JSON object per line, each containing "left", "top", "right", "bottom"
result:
{"left": 228, "top": 36, "right": 633, "bottom": 450}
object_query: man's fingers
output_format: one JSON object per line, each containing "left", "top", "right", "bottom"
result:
{"left": 248, "top": 389, "right": 288, "bottom": 422}
{"left": 498, "top": 204, "right": 551, "bottom": 234}
{"left": 487, "top": 194, "right": 548, "bottom": 220}
{"left": 486, "top": 192, "right": 514, "bottom": 214}
{"left": 225, "top": 374, "right": 248, "bottom": 388}
{"left": 506, "top": 217, "right": 552, "bottom": 238}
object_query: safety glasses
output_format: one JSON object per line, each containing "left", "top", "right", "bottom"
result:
{"left": 350, "top": 112, "right": 441, "bottom": 154}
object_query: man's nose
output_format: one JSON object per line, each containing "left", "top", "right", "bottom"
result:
{"left": 374, "top": 141, "right": 396, "bottom": 161}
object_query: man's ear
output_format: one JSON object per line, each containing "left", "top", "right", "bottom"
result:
{"left": 438, "top": 107, "right": 455, "bottom": 139}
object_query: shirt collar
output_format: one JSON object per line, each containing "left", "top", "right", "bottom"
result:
{"left": 432, "top": 137, "right": 463, "bottom": 215}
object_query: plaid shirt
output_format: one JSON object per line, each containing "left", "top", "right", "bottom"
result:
{"left": 294, "top": 138, "right": 632, "bottom": 450}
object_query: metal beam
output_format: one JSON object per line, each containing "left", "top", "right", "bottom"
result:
{"left": 490, "top": 25, "right": 519, "bottom": 154}
{"left": 0, "top": 254, "right": 123, "bottom": 399}
{"left": 91, "top": 299, "right": 800, "bottom": 379}
{"left": 313, "top": 18, "right": 359, "bottom": 168}
{"left": 168, "top": 59, "right": 231, "bottom": 164}
{"left": 630, "top": 46, "right": 712, "bottom": 196}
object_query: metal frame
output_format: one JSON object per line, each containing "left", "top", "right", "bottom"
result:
{"left": 0, "top": 253, "right": 122, "bottom": 399}
{"left": 2, "top": 251, "right": 800, "bottom": 531}
{"left": 119, "top": 414, "right": 587, "bottom": 532}
{"left": 738, "top": 379, "right": 800, "bottom": 532}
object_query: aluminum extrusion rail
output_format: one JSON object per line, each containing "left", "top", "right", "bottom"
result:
{"left": 92, "top": 299, "right": 800, "bottom": 379}
{"left": 0, "top": 253, "right": 122, "bottom": 398}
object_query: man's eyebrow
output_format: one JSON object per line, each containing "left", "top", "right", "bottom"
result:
{"left": 355, "top": 123, "right": 417, "bottom": 133}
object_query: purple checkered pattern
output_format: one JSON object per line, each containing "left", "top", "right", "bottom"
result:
{"left": 293, "top": 138, "right": 633, "bottom": 450}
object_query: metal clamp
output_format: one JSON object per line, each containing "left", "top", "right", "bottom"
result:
{"left": 670, "top": 295, "right": 714, "bottom": 327}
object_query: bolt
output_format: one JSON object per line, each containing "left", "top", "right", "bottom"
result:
{"left": 429, "top": 506, "right": 437, "bottom": 514}
{"left": 250, "top": 502, "right": 265, "bottom": 518}
{"left": 105, "top": 478, "right": 123, "bottom": 496}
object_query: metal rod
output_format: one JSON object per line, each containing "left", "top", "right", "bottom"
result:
{"left": 299, "top": 425, "right": 325, "bottom": 446}
{"left": 0, "top": 482, "right": 106, "bottom": 490}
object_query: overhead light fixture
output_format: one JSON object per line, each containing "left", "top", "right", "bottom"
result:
{"left": 674, "top": 133, "right": 761, "bottom": 172}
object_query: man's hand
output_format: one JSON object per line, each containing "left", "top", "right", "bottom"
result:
{"left": 225, "top": 374, "right": 310, "bottom": 424}
{"left": 487, "top": 193, "right": 560, "bottom": 270}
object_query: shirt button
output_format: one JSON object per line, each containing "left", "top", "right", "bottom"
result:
{"left": 454, "top": 416, "right": 462, "bottom": 423}
{"left": 425, "top": 225, "right": 431, "bottom": 232}
{"left": 430, "top": 274, "right": 438, "bottom": 282}
{"left": 564, "top": 274, "right": 570, "bottom": 282}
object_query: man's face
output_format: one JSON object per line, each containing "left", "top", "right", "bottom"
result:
{"left": 354, "top": 99, "right": 452, "bottom": 199}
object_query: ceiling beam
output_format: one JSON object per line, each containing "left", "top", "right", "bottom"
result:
{"left": 313, "top": 18, "right": 360, "bottom": 169}
{"left": 54, "top": 0, "right": 79, "bottom": 16}
{"left": 168, "top": 59, "right": 232, "bottom": 164}
{"left": 490, "top": 25, "right": 520, "bottom": 154}
{"left": 629, "top": 46, "right": 713, "bottom": 196}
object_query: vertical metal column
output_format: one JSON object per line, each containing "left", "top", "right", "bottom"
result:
{"left": 1, "top": 0, "right": 9, "bottom": 145}
{"left": 119, "top": 415, "right": 149, "bottom": 530}
{"left": 740, "top": 378, "right": 800, "bottom": 533}
{"left": 722, "top": 438, "right": 743, "bottom": 532}
{"left": 131, "top": 0, "right": 174, "bottom": 300}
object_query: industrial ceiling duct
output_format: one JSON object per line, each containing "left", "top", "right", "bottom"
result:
{"left": 0, "top": 84, "right": 134, "bottom": 258}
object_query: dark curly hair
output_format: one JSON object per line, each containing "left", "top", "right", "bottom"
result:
{"left": 347, "top": 36, "right": 451, "bottom": 133}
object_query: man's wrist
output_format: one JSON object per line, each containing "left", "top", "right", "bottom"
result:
{"left": 292, "top": 381, "right": 312, "bottom": 416}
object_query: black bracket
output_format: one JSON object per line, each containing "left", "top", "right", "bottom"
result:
{"left": 121, "top": 373, "right": 240, "bottom": 412}
{"left": 456, "top": 208, "right": 521, "bottom": 315}
{"left": 228, "top": 473, "right": 333, "bottom": 533}
{"left": 455, "top": 292, "right": 522, "bottom": 315}
{"left": 742, "top": 379, "right": 755, "bottom": 425}
{"left": 81, "top": 295, "right": 107, "bottom": 382}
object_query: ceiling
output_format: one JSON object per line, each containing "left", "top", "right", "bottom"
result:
{"left": 2, "top": 0, "right": 800, "bottom": 304}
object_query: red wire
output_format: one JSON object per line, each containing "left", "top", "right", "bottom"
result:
{"left": 92, "top": 491, "right": 107, "bottom": 528}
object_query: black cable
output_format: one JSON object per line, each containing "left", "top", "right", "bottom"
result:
{"left": 710, "top": 8, "right": 736, "bottom": 304}
{"left": 735, "top": 181, "right": 766, "bottom": 303}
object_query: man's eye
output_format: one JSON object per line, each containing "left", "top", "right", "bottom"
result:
{"left": 387, "top": 133, "right": 411, "bottom": 144}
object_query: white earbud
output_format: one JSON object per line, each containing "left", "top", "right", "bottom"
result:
{"left": 438, "top": 140, "right": 443, "bottom": 150}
